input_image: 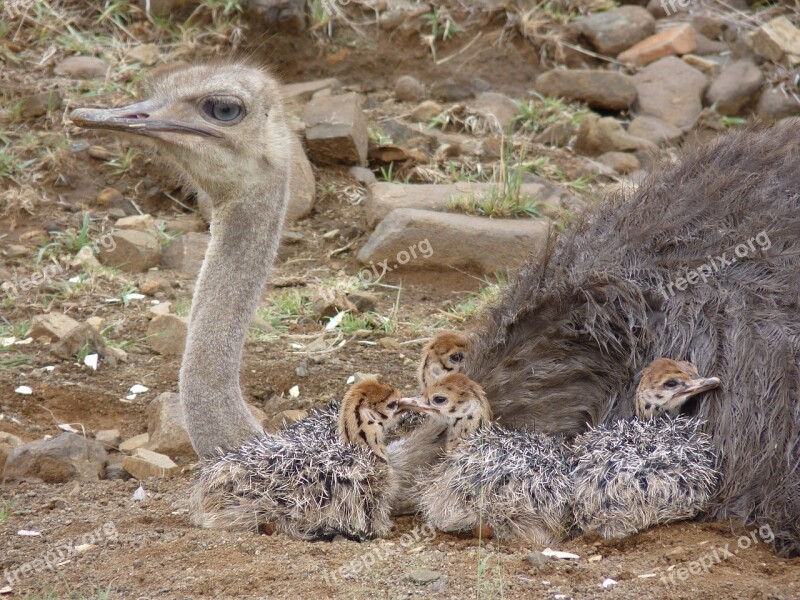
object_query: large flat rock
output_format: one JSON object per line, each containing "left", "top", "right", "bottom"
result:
{"left": 534, "top": 70, "right": 637, "bottom": 111}
{"left": 633, "top": 57, "right": 708, "bottom": 130}
{"left": 357, "top": 208, "right": 550, "bottom": 274}
{"left": 364, "top": 180, "right": 581, "bottom": 228}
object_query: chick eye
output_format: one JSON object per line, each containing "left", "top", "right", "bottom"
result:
{"left": 202, "top": 99, "right": 243, "bottom": 122}
{"left": 664, "top": 379, "right": 679, "bottom": 388}
{"left": 386, "top": 401, "right": 398, "bottom": 410}
{"left": 431, "top": 395, "right": 448, "bottom": 406}
{"left": 450, "top": 353, "right": 464, "bottom": 363}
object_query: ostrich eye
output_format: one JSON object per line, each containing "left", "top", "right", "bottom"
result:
{"left": 202, "top": 99, "right": 244, "bottom": 122}
{"left": 386, "top": 401, "right": 398, "bottom": 411}
{"left": 432, "top": 395, "right": 448, "bottom": 406}
{"left": 663, "top": 379, "right": 679, "bottom": 388}
{"left": 450, "top": 353, "right": 464, "bottom": 363}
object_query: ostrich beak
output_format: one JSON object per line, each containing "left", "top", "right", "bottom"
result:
{"left": 397, "top": 396, "right": 432, "bottom": 414}
{"left": 69, "top": 100, "right": 222, "bottom": 139}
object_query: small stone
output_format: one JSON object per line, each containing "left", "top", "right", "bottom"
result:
{"left": 119, "top": 433, "right": 150, "bottom": 453}
{"left": 295, "top": 362, "right": 309, "bottom": 377}
{"left": 51, "top": 323, "right": 105, "bottom": 360}
{"left": 597, "top": 152, "right": 641, "bottom": 174}
{"left": 633, "top": 57, "right": 708, "bottom": 130}
{"left": 693, "top": 33, "right": 728, "bottom": 56}
{"left": 628, "top": 115, "right": 683, "bottom": 146}
{"left": 95, "top": 429, "right": 121, "bottom": 449}
{"left": 97, "top": 230, "right": 162, "bottom": 273}
{"left": 526, "top": 551, "right": 550, "bottom": 568}
{"left": 88, "top": 146, "right": 115, "bottom": 160}
{"left": 409, "top": 569, "right": 441, "bottom": 584}
{"left": 571, "top": 6, "right": 655, "bottom": 56}
{"left": 266, "top": 409, "right": 309, "bottom": 432}
{"left": 54, "top": 56, "right": 110, "bottom": 79}
{"left": 395, "top": 75, "right": 426, "bottom": 102}
{"left": 705, "top": 60, "right": 764, "bottom": 116}
{"left": 122, "top": 448, "right": 180, "bottom": 479}
{"left": 618, "top": 24, "right": 697, "bottom": 65}
{"left": 347, "top": 291, "right": 378, "bottom": 313}
{"left": 95, "top": 187, "right": 123, "bottom": 206}
{"left": 115, "top": 214, "right": 157, "bottom": 232}
{"left": 102, "top": 345, "right": 127, "bottom": 364}
{"left": 147, "top": 301, "right": 172, "bottom": 318}
{"left": 147, "top": 392, "right": 195, "bottom": 460}
{"left": 312, "top": 288, "right": 358, "bottom": 319}
{"left": 430, "top": 79, "right": 474, "bottom": 102}
{"left": 147, "top": 314, "right": 188, "bottom": 356}
{"left": 282, "top": 78, "right": 341, "bottom": 103}
{"left": 86, "top": 316, "right": 106, "bottom": 332}
{"left": 756, "top": 87, "right": 800, "bottom": 120}
{"left": 125, "top": 44, "right": 159, "bottom": 66}
{"left": 749, "top": 17, "right": 800, "bottom": 65}
{"left": 3, "top": 433, "right": 107, "bottom": 482}
{"left": 379, "top": 337, "right": 402, "bottom": 351}
{"left": 472, "top": 92, "right": 519, "bottom": 131}
{"left": 19, "top": 91, "right": 63, "bottom": 119}
{"left": 27, "top": 312, "right": 80, "bottom": 342}
{"left": 304, "top": 93, "right": 368, "bottom": 166}
{"left": 349, "top": 166, "right": 377, "bottom": 185}
{"left": 681, "top": 54, "right": 724, "bottom": 75}
{"left": 160, "top": 232, "right": 209, "bottom": 276}
{"left": 576, "top": 114, "right": 657, "bottom": 156}
{"left": 534, "top": 70, "right": 637, "bottom": 111}
{"left": 104, "top": 463, "right": 131, "bottom": 481}
{"left": 410, "top": 100, "right": 443, "bottom": 123}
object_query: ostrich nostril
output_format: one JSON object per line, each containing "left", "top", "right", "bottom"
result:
{"left": 124, "top": 112, "right": 150, "bottom": 119}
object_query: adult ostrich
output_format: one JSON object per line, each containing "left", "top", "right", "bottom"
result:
{"left": 461, "top": 121, "right": 800, "bottom": 556}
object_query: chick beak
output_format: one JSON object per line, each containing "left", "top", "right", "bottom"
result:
{"left": 397, "top": 396, "right": 432, "bottom": 414}
{"left": 69, "top": 99, "right": 221, "bottom": 139}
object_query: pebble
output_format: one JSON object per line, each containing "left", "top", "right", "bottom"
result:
{"left": 394, "top": 75, "right": 426, "bottom": 102}
{"left": 408, "top": 569, "right": 442, "bottom": 584}
{"left": 54, "top": 56, "right": 110, "bottom": 79}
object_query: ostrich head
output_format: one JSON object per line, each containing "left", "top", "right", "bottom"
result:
{"left": 401, "top": 373, "right": 492, "bottom": 450}
{"left": 636, "top": 358, "right": 720, "bottom": 419}
{"left": 338, "top": 377, "right": 406, "bottom": 462}
{"left": 69, "top": 62, "right": 292, "bottom": 204}
{"left": 418, "top": 332, "right": 472, "bottom": 391}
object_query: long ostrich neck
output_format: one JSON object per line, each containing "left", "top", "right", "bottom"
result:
{"left": 181, "top": 173, "right": 290, "bottom": 459}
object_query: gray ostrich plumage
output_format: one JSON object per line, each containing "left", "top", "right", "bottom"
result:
{"left": 190, "top": 379, "right": 407, "bottom": 540}
{"left": 419, "top": 426, "right": 574, "bottom": 545}
{"left": 571, "top": 416, "right": 718, "bottom": 539}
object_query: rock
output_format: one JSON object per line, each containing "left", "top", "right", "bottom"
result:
{"left": 349, "top": 166, "right": 377, "bottom": 185}
{"left": 409, "top": 569, "right": 441, "bottom": 584}
{"left": 119, "top": 433, "right": 150, "bottom": 453}
{"left": 749, "top": 17, "right": 800, "bottom": 65}
{"left": 534, "top": 70, "right": 637, "bottom": 111}
{"left": 570, "top": 6, "right": 655, "bottom": 56}
{"left": 147, "top": 301, "right": 172, "bottom": 318}
{"left": 95, "top": 429, "right": 121, "bottom": 449}
{"left": 682, "top": 54, "right": 724, "bottom": 75}
{"left": 633, "top": 57, "right": 708, "bottom": 130}
{"left": 526, "top": 550, "right": 550, "bottom": 568}
{"left": 115, "top": 214, "right": 157, "bottom": 232}
{"left": 410, "top": 100, "right": 443, "bottom": 122}
{"left": 304, "top": 93, "right": 368, "bottom": 166}
{"left": 147, "top": 314, "right": 188, "bottom": 356}
{"left": 693, "top": 33, "right": 728, "bottom": 56}
{"left": 534, "top": 122, "right": 574, "bottom": 147}
{"left": 266, "top": 409, "right": 309, "bottom": 432}
{"left": 618, "top": 24, "right": 697, "bottom": 65}
{"left": 54, "top": 56, "right": 110, "bottom": 79}
{"left": 365, "top": 180, "right": 580, "bottom": 228}
{"left": 3, "top": 433, "right": 106, "bottom": 483}
{"left": 283, "top": 78, "right": 341, "bottom": 103}
{"left": 95, "top": 187, "right": 123, "bottom": 207}
{"left": 246, "top": 0, "right": 305, "bottom": 32}
{"left": 0, "top": 432, "right": 23, "bottom": 471}
{"left": 597, "top": 151, "right": 641, "bottom": 174}
{"left": 628, "top": 115, "right": 683, "bottom": 145}
{"left": 88, "top": 145, "right": 115, "bottom": 160}
{"left": 97, "top": 230, "right": 161, "bottom": 272}
{"left": 692, "top": 14, "right": 726, "bottom": 40}
{"left": 103, "top": 345, "right": 127, "bottom": 364}
{"left": 647, "top": 0, "right": 684, "bottom": 18}
{"left": 51, "top": 323, "right": 105, "bottom": 360}
{"left": 472, "top": 92, "right": 519, "bottom": 132}
{"left": 312, "top": 287, "right": 358, "bottom": 319}
{"left": 347, "top": 291, "right": 378, "bottom": 313}
{"left": 395, "top": 75, "right": 426, "bottom": 102}
{"left": 287, "top": 135, "right": 316, "bottom": 220}
{"left": 160, "top": 232, "right": 209, "bottom": 276}
{"left": 122, "top": 448, "right": 180, "bottom": 479}
{"left": 756, "top": 87, "right": 800, "bottom": 120}
{"left": 27, "top": 312, "right": 80, "bottom": 342}
{"left": 125, "top": 44, "right": 159, "bottom": 65}
{"left": 576, "top": 114, "right": 657, "bottom": 156}
{"left": 430, "top": 79, "right": 474, "bottom": 102}
{"left": 86, "top": 316, "right": 106, "bottom": 332}
{"left": 19, "top": 91, "right": 62, "bottom": 119}
{"left": 379, "top": 337, "right": 402, "bottom": 351}
{"left": 104, "top": 463, "right": 131, "bottom": 481}
{"left": 705, "top": 60, "right": 764, "bottom": 116}
{"left": 358, "top": 208, "right": 549, "bottom": 274}
{"left": 147, "top": 392, "right": 195, "bottom": 460}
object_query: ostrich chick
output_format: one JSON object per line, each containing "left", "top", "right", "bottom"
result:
{"left": 418, "top": 331, "right": 471, "bottom": 390}
{"left": 404, "top": 373, "right": 574, "bottom": 545}
{"left": 571, "top": 358, "right": 720, "bottom": 539}
{"left": 190, "top": 378, "right": 409, "bottom": 540}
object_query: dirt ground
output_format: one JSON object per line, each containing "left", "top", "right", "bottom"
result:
{"left": 1, "top": 2, "right": 799, "bottom": 598}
